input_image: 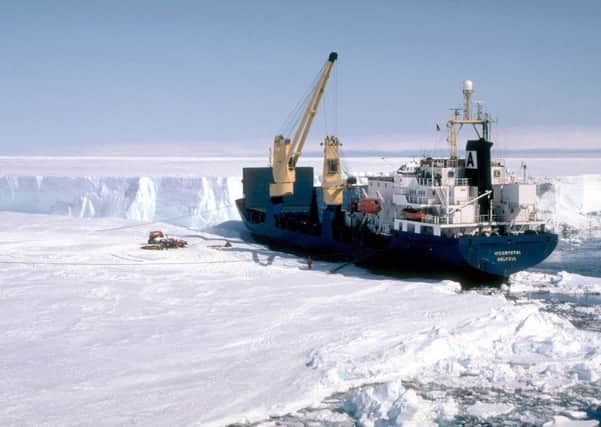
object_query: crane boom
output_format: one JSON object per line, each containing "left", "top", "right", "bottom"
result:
{"left": 289, "top": 51, "right": 338, "bottom": 168}
{"left": 269, "top": 52, "right": 338, "bottom": 198}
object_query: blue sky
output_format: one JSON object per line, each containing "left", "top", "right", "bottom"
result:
{"left": 1, "top": 1, "right": 600, "bottom": 155}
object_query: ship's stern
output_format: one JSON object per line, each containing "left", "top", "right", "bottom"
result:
{"left": 458, "top": 232, "right": 558, "bottom": 277}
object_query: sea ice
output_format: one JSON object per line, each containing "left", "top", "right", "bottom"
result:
{"left": 2, "top": 213, "right": 600, "bottom": 425}
{"left": 510, "top": 271, "right": 601, "bottom": 295}
{"left": 1, "top": 156, "right": 601, "bottom": 425}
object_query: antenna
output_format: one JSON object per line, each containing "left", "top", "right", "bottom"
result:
{"left": 475, "top": 101, "right": 483, "bottom": 120}
{"left": 446, "top": 80, "right": 492, "bottom": 159}
{"left": 462, "top": 80, "right": 473, "bottom": 120}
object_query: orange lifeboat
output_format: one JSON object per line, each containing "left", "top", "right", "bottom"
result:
{"left": 358, "top": 198, "right": 381, "bottom": 214}
{"left": 402, "top": 208, "right": 428, "bottom": 221}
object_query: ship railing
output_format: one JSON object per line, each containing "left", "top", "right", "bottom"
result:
{"left": 436, "top": 215, "right": 465, "bottom": 225}
{"left": 406, "top": 196, "right": 436, "bottom": 205}
{"left": 479, "top": 214, "right": 499, "bottom": 223}
{"left": 427, "top": 159, "right": 461, "bottom": 168}
{"left": 417, "top": 176, "right": 469, "bottom": 187}
{"left": 422, "top": 214, "right": 440, "bottom": 224}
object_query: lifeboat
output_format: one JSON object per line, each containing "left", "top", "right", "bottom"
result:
{"left": 402, "top": 208, "right": 428, "bottom": 221}
{"left": 358, "top": 198, "right": 381, "bottom": 214}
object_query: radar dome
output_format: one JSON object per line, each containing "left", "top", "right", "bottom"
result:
{"left": 463, "top": 80, "right": 473, "bottom": 92}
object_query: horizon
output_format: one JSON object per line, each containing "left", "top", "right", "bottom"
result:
{"left": 2, "top": 146, "right": 600, "bottom": 159}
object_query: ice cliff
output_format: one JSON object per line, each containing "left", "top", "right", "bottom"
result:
{"left": 1, "top": 174, "right": 600, "bottom": 235}
{"left": 537, "top": 174, "right": 601, "bottom": 238}
{"left": 0, "top": 176, "right": 242, "bottom": 229}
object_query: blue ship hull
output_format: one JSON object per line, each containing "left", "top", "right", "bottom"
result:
{"left": 236, "top": 167, "right": 558, "bottom": 279}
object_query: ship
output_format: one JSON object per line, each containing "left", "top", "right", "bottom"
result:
{"left": 236, "top": 52, "right": 557, "bottom": 280}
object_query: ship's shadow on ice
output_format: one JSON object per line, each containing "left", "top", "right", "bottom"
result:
{"left": 188, "top": 220, "right": 298, "bottom": 267}
{"left": 206, "top": 220, "right": 249, "bottom": 239}
{"left": 181, "top": 220, "right": 249, "bottom": 243}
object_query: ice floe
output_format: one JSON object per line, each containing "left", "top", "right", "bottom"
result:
{"left": 510, "top": 271, "right": 601, "bottom": 295}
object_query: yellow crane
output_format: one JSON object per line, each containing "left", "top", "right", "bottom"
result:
{"left": 269, "top": 52, "right": 338, "bottom": 198}
{"left": 321, "top": 135, "right": 345, "bottom": 206}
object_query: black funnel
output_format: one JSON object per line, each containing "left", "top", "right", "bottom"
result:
{"left": 464, "top": 138, "right": 493, "bottom": 217}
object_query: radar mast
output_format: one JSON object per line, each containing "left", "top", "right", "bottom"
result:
{"left": 446, "top": 80, "right": 491, "bottom": 159}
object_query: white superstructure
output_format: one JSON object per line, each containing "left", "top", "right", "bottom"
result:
{"left": 356, "top": 81, "right": 545, "bottom": 238}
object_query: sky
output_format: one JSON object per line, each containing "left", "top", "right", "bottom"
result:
{"left": 1, "top": 1, "right": 600, "bottom": 156}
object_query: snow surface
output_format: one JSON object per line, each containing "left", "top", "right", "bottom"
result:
{"left": 1, "top": 212, "right": 601, "bottom": 426}
{"left": 1, "top": 157, "right": 601, "bottom": 425}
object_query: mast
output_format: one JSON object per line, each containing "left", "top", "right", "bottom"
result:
{"left": 270, "top": 52, "right": 338, "bottom": 197}
{"left": 446, "top": 80, "right": 490, "bottom": 159}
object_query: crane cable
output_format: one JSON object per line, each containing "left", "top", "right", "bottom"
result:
{"left": 332, "top": 60, "right": 351, "bottom": 179}
{"left": 335, "top": 62, "right": 352, "bottom": 181}
{"left": 321, "top": 61, "right": 340, "bottom": 144}
{"left": 278, "top": 65, "right": 325, "bottom": 138}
